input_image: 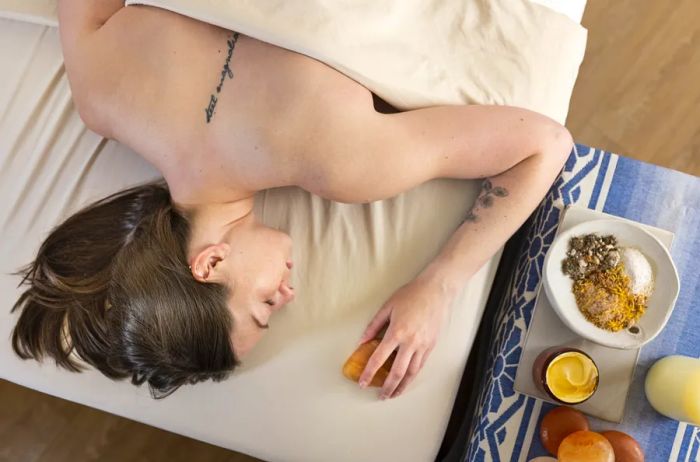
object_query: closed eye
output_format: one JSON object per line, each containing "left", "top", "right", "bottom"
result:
{"left": 264, "top": 299, "right": 274, "bottom": 306}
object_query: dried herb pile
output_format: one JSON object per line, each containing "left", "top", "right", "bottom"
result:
{"left": 561, "top": 233, "right": 646, "bottom": 332}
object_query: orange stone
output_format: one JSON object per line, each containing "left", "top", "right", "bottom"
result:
{"left": 601, "top": 431, "right": 645, "bottom": 462}
{"left": 342, "top": 339, "right": 396, "bottom": 387}
{"left": 558, "top": 431, "right": 614, "bottom": 462}
{"left": 540, "top": 406, "right": 590, "bottom": 455}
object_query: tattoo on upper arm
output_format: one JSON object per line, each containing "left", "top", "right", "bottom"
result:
{"left": 463, "top": 179, "right": 509, "bottom": 223}
{"left": 204, "top": 32, "right": 240, "bottom": 123}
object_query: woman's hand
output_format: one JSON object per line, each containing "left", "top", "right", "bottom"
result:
{"left": 356, "top": 273, "right": 455, "bottom": 399}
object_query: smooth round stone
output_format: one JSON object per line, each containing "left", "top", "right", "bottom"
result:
{"left": 601, "top": 431, "right": 645, "bottom": 462}
{"left": 558, "top": 431, "right": 615, "bottom": 462}
{"left": 540, "top": 406, "right": 590, "bottom": 455}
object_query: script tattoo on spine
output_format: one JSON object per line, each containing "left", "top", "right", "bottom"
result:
{"left": 463, "top": 179, "right": 509, "bottom": 223}
{"left": 205, "top": 32, "right": 240, "bottom": 123}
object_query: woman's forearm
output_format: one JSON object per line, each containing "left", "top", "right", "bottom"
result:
{"left": 418, "top": 139, "right": 573, "bottom": 297}
{"left": 356, "top": 136, "right": 573, "bottom": 400}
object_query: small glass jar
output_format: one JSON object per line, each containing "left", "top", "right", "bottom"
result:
{"left": 533, "top": 346, "right": 600, "bottom": 405}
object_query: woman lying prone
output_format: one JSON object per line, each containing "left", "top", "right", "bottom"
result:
{"left": 11, "top": 1, "right": 573, "bottom": 399}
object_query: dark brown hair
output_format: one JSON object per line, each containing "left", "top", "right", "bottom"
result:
{"left": 10, "top": 182, "right": 240, "bottom": 399}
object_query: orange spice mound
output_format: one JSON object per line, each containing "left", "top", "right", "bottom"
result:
{"left": 573, "top": 265, "right": 647, "bottom": 332}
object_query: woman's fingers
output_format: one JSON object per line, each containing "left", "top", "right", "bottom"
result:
{"left": 419, "top": 345, "right": 433, "bottom": 370}
{"left": 358, "top": 303, "right": 391, "bottom": 345}
{"left": 358, "top": 336, "right": 399, "bottom": 388}
{"left": 390, "top": 351, "right": 424, "bottom": 398}
{"left": 379, "top": 347, "right": 415, "bottom": 399}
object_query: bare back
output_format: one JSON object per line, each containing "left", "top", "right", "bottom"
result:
{"left": 62, "top": 5, "right": 376, "bottom": 204}
{"left": 60, "top": 2, "right": 571, "bottom": 210}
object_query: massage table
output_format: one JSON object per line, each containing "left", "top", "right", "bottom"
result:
{"left": 0, "top": 1, "right": 587, "bottom": 461}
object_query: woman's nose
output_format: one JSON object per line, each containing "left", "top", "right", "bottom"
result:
{"left": 278, "top": 282, "right": 295, "bottom": 305}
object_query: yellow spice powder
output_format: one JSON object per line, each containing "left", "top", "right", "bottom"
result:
{"left": 573, "top": 265, "right": 647, "bottom": 332}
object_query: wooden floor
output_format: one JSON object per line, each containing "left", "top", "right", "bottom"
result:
{"left": 2, "top": 2, "right": 699, "bottom": 462}
{"left": 568, "top": 0, "right": 700, "bottom": 177}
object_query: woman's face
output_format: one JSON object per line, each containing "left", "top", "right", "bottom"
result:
{"left": 223, "top": 217, "right": 295, "bottom": 359}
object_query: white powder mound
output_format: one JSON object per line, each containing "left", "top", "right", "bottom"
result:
{"left": 621, "top": 248, "right": 654, "bottom": 296}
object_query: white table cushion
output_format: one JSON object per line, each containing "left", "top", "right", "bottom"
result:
{"left": 0, "top": 1, "right": 586, "bottom": 460}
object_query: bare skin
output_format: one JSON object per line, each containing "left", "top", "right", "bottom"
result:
{"left": 58, "top": 1, "right": 574, "bottom": 399}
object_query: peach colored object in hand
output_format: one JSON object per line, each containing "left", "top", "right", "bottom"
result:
{"left": 601, "top": 431, "right": 645, "bottom": 462}
{"left": 540, "top": 406, "right": 590, "bottom": 455}
{"left": 558, "top": 431, "right": 614, "bottom": 462}
{"left": 342, "top": 339, "right": 396, "bottom": 387}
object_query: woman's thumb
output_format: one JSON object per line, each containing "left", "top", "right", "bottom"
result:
{"left": 358, "top": 304, "right": 391, "bottom": 345}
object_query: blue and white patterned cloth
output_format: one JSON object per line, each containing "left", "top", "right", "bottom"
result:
{"left": 466, "top": 144, "right": 700, "bottom": 462}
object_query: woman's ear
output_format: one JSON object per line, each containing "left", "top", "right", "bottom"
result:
{"left": 190, "top": 243, "right": 231, "bottom": 283}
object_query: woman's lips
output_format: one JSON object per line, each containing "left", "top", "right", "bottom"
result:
{"left": 266, "top": 260, "right": 294, "bottom": 314}
{"left": 270, "top": 272, "right": 295, "bottom": 312}
{"left": 278, "top": 282, "right": 295, "bottom": 304}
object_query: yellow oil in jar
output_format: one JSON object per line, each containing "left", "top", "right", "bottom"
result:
{"left": 545, "top": 351, "right": 599, "bottom": 403}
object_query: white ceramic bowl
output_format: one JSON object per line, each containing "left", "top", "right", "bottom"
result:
{"left": 543, "top": 219, "right": 680, "bottom": 349}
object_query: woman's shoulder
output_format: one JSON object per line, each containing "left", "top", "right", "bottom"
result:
{"left": 60, "top": 5, "right": 380, "bottom": 198}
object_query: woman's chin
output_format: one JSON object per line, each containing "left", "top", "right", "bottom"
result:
{"left": 271, "top": 302, "right": 287, "bottom": 313}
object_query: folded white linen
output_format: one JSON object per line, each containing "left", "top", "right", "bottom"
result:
{"left": 125, "top": 0, "right": 586, "bottom": 124}
{"left": 0, "top": 0, "right": 587, "bottom": 122}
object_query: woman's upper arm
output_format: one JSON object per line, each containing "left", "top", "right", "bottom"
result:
{"left": 57, "top": 0, "right": 125, "bottom": 135}
{"left": 379, "top": 105, "right": 571, "bottom": 179}
{"left": 299, "top": 103, "right": 569, "bottom": 202}
{"left": 58, "top": 0, "right": 124, "bottom": 50}
{"left": 57, "top": 0, "right": 124, "bottom": 41}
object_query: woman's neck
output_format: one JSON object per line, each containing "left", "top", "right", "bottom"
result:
{"left": 183, "top": 195, "right": 256, "bottom": 256}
